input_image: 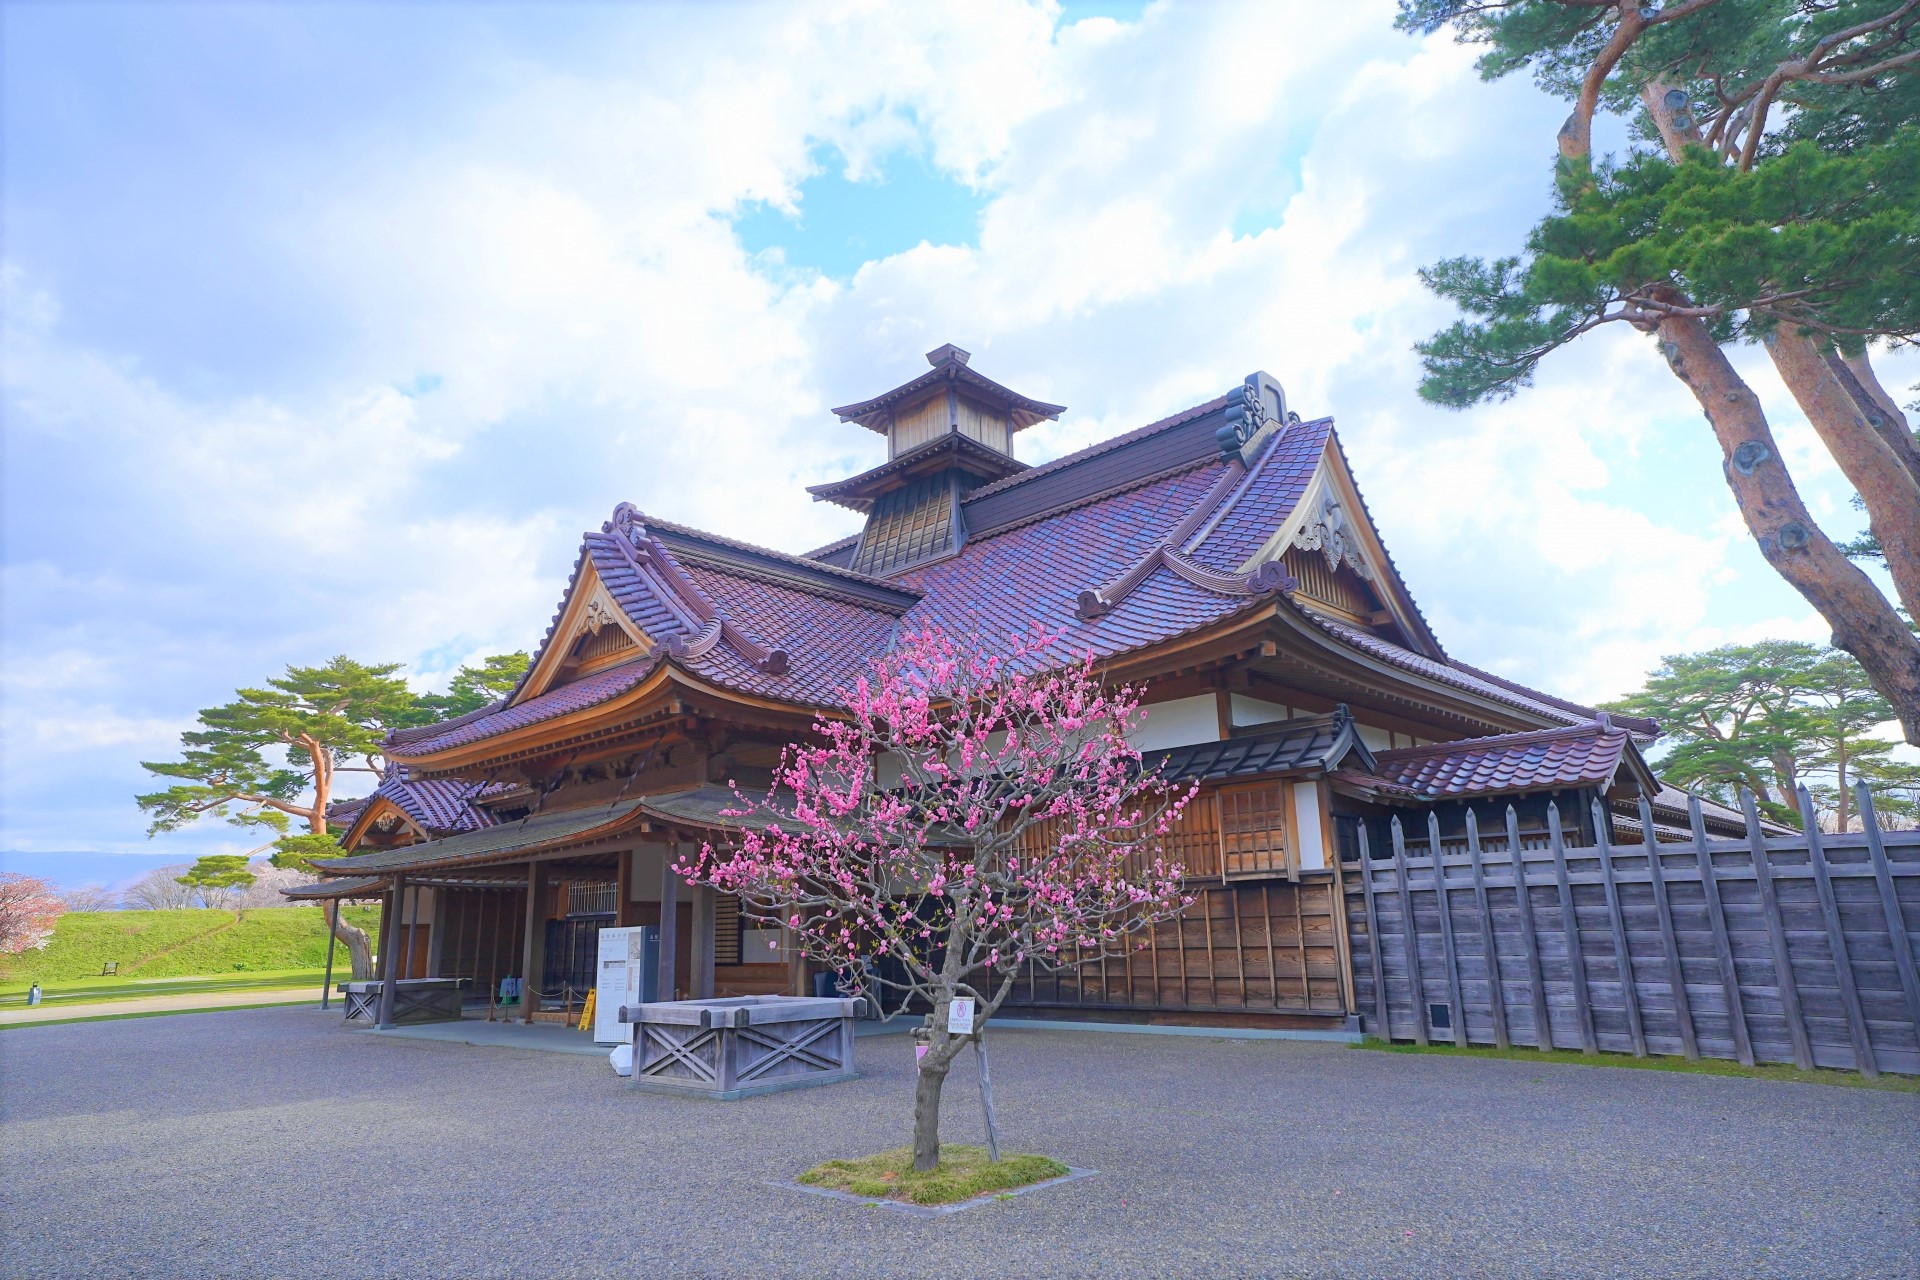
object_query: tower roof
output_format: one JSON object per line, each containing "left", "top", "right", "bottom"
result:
{"left": 831, "top": 343, "right": 1066, "bottom": 433}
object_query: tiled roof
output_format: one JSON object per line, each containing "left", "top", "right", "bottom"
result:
{"left": 1143, "top": 711, "right": 1373, "bottom": 784}
{"left": 323, "top": 800, "right": 650, "bottom": 874}
{"left": 390, "top": 656, "right": 663, "bottom": 757}
{"left": 1334, "top": 722, "right": 1642, "bottom": 802}
{"left": 315, "top": 786, "right": 802, "bottom": 879}
{"left": 282, "top": 875, "right": 385, "bottom": 900}
{"left": 384, "top": 384, "right": 1627, "bottom": 765}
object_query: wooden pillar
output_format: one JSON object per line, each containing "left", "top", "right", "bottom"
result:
{"left": 319, "top": 899, "right": 340, "bottom": 1011}
{"left": 616, "top": 848, "right": 634, "bottom": 927}
{"left": 692, "top": 885, "right": 716, "bottom": 999}
{"left": 521, "top": 862, "right": 546, "bottom": 1022}
{"left": 658, "top": 841, "right": 680, "bottom": 1001}
{"left": 376, "top": 876, "right": 405, "bottom": 1029}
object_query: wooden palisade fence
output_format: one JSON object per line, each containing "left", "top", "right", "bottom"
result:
{"left": 1342, "top": 782, "right": 1920, "bottom": 1076}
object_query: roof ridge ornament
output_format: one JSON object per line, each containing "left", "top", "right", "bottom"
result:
{"left": 1217, "top": 371, "right": 1292, "bottom": 464}
{"left": 599, "top": 502, "right": 790, "bottom": 676}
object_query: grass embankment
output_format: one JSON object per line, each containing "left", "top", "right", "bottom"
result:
{"left": 798, "top": 1146, "right": 1070, "bottom": 1206}
{"left": 1358, "top": 1039, "right": 1920, "bottom": 1093}
{"left": 0, "top": 905, "right": 382, "bottom": 994}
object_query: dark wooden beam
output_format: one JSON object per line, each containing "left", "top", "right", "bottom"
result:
{"left": 376, "top": 875, "right": 404, "bottom": 1029}
{"left": 658, "top": 841, "right": 680, "bottom": 1001}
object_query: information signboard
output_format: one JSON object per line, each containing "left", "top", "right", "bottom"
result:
{"left": 595, "top": 926, "right": 640, "bottom": 1043}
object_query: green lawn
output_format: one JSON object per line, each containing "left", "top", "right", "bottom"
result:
{"left": 798, "top": 1146, "right": 1070, "bottom": 1206}
{"left": 1357, "top": 1038, "right": 1920, "bottom": 1092}
{"left": 0, "top": 905, "right": 381, "bottom": 992}
{"left": 0, "top": 969, "right": 331, "bottom": 1009}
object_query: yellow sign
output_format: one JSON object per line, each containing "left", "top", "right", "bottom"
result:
{"left": 577, "top": 990, "right": 596, "bottom": 1032}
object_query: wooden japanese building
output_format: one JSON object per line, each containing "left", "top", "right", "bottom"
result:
{"left": 292, "top": 344, "right": 1753, "bottom": 1033}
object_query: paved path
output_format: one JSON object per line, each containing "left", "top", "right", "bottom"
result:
{"left": 0, "top": 987, "right": 318, "bottom": 1025}
{"left": 3, "top": 1006, "right": 1915, "bottom": 1279}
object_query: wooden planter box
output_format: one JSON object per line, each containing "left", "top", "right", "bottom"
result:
{"left": 619, "top": 995, "right": 859, "bottom": 1100}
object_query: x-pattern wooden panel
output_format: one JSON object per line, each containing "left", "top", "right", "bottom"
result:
{"left": 641, "top": 1025, "right": 720, "bottom": 1082}
{"left": 735, "top": 1020, "right": 839, "bottom": 1081}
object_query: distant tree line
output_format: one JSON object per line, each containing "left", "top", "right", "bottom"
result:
{"left": 1604, "top": 641, "right": 1920, "bottom": 831}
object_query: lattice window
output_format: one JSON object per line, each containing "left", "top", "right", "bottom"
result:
{"left": 1218, "top": 781, "right": 1291, "bottom": 879}
{"left": 715, "top": 893, "right": 742, "bottom": 966}
{"left": 566, "top": 881, "right": 618, "bottom": 917}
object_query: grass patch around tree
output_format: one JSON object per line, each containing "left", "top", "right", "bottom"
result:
{"left": 798, "top": 1145, "right": 1070, "bottom": 1206}
{"left": 1357, "top": 1038, "right": 1919, "bottom": 1093}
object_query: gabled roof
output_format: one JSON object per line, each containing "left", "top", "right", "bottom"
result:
{"left": 833, "top": 344, "right": 1066, "bottom": 433}
{"left": 1330, "top": 720, "right": 1656, "bottom": 803}
{"left": 1143, "top": 710, "right": 1375, "bottom": 784}
{"left": 383, "top": 372, "right": 1637, "bottom": 770}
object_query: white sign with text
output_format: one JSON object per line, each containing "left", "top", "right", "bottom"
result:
{"left": 595, "top": 926, "right": 641, "bottom": 1043}
{"left": 947, "top": 997, "right": 975, "bottom": 1036}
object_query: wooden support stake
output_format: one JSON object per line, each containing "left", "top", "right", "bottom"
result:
{"left": 1858, "top": 783, "right": 1920, "bottom": 1040}
{"left": 1547, "top": 804, "right": 1596, "bottom": 1054}
{"left": 1801, "top": 787, "right": 1876, "bottom": 1076}
{"left": 1742, "top": 790, "right": 1813, "bottom": 1070}
{"left": 1427, "top": 813, "right": 1466, "bottom": 1046}
{"left": 1356, "top": 825, "right": 1390, "bottom": 1037}
{"left": 1689, "top": 798, "right": 1752, "bottom": 1066}
{"left": 1637, "top": 796, "right": 1698, "bottom": 1060}
{"left": 1464, "top": 810, "right": 1509, "bottom": 1051}
{"left": 1591, "top": 802, "right": 1646, "bottom": 1057}
{"left": 1506, "top": 806, "right": 1552, "bottom": 1052}
{"left": 320, "top": 899, "right": 339, "bottom": 1012}
{"left": 1390, "top": 817, "right": 1427, "bottom": 1046}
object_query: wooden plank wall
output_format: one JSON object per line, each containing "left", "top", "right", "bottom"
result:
{"left": 1007, "top": 876, "right": 1346, "bottom": 1016}
{"left": 1343, "top": 786, "right": 1920, "bottom": 1076}
{"left": 435, "top": 887, "right": 527, "bottom": 996}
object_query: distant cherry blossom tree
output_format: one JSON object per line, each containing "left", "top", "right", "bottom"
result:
{"left": 0, "top": 873, "right": 66, "bottom": 955}
{"left": 680, "top": 628, "right": 1193, "bottom": 1173}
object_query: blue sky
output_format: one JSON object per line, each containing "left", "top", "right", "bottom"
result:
{"left": 2, "top": 0, "right": 1905, "bottom": 892}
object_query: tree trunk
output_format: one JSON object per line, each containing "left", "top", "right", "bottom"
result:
{"left": 1655, "top": 314, "right": 1920, "bottom": 744}
{"left": 302, "top": 753, "right": 376, "bottom": 979}
{"left": 1838, "top": 350, "right": 1920, "bottom": 487}
{"left": 1764, "top": 329, "right": 1920, "bottom": 619}
{"left": 912, "top": 1043, "right": 953, "bottom": 1173}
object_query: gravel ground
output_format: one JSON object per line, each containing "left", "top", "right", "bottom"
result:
{"left": 3, "top": 1006, "right": 1915, "bottom": 1280}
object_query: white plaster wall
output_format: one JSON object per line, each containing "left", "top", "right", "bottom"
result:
{"left": 1292, "top": 781, "right": 1326, "bottom": 871}
{"left": 1356, "top": 723, "right": 1392, "bottom": 753}
{"left": 1229, "top": 695, "right": 1295, "bottom": 727}
{"left": 1128, "top": 695, "right": 1220, "bottom": 752}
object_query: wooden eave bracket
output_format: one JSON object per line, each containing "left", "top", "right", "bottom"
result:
{"left": 602, "top": 504, "right": 790, "bottom": 676}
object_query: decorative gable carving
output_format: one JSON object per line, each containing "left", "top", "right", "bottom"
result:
{"left": 1290, "top": 491, "right": 1375, "bottom": 581}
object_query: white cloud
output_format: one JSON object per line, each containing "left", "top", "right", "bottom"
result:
{"left": 6, "top": 0, "right": 1907, "bottom": 863}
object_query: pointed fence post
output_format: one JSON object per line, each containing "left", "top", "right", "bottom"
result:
{"left": 1506, "top": 805, "right": 1552, "bottom": 1051}
{"left": 1356, "top": 824, "right": 1391, "bottom": 1039}
{"left": 1857, "top": 782, "right": 1920, "bottom": 1041}
{"left": 1389, "top": 816, "right": 1428, "bottom": 1047}
{"left": 1464, "top": 809, "right": 1509, "bottom": 1050}
{"left": 1427, "top": 812, "right": 1466, "bottom": 1046}
{"left": 1547, "top": 803, "right": 1596, "bottom": 1054}
{"left": 1742, "top": 789, "right": 1813, "bottom": 1070}
{"left": 1637, "top": 795, "right": 1698, "bottom": 1060}
{"left": 1592, "top": 800, "right": 1646, "bottom": 1057}
{"left": 1689, "top": 796, "right": 1752, "bottom": 1067}
{"left": 1801, "top": 787, "right": 1876, "bottom": 1076}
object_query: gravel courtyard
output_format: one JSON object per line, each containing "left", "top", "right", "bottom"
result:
{"left": 3, "top": 1006, "right": 1915, "bottom": 1280}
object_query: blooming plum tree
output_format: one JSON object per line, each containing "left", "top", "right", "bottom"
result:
{"left": 679, "top": 628, "right": 1194, "bottom": 1173}
{"left": 0, "top": 873, "right": 66, "bottom": 955}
